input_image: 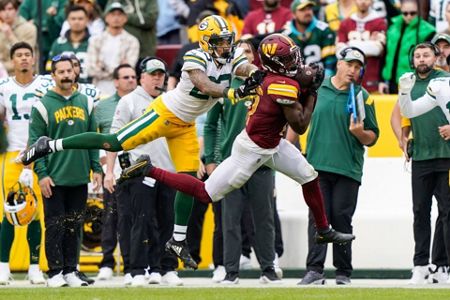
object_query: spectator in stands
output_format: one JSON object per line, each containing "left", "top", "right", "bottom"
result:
{"left": 19, "top": 0, "right": 67, "bottom": 71}
{"left": 94, "top": 63, "right": 137, "bottom": 281}
{"left": 283, "top": 0, "right": 337, "bottom": 76}
{"left": 86, "top": 2, "right": 139, "bottom": 96}
{"left": 337, "top": 0, "right": 387, "bottom": 92}
{"left": 379, "top": 0, "right": 435, "bottom": 94}
{"left": 395, "top": 43, "right": 450, "bottom": 285}
{"left": 110, "top": 57, "right": 181, "bottom": 286}
{"left": 106, "top": 0, "right": 158, "bottom": 58}
{"left": 432, "top": 33, "right": 450, "bottom": 72}
{"left": 0, "top": 0, "right": 37, "bottom": 74}
{"left": 300, "top": 47, "right": 379, "bottom": 285}
{"left": 157, "top": 0, "right": 182, "bottom": 44}
{"left": 325, "top": 0, "right": 357, "bottom": 32}
{"left": 29, "top": 55, "right": 103, "bottom": 287}
{"left": 241, "top": 0, "right": 292, "bottom": 39}
{"left": 60, "top": 0, "right": 105, "bottom": 37}
{"left": 204, "top": 40, "right": 279, "bottom": 284}
{"left": 47, "top": 5, "right": 92, "bottom": 83}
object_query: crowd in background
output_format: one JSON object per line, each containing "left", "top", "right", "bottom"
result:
{"left": 0, "top": 0, "right": 449, "bottom": 288}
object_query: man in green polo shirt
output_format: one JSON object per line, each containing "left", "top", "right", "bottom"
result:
{"left": 94, "top": 63, "right": 137, "bottom": 281}
{"left": 300, "top": 46, "right": 379, "bottom": 285}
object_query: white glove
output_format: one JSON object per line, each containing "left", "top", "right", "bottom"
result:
{"left": 19, "top": 168, "right": 34, "bottom": 187}
{"left": 399, "top": 72, "right": 416, "bottom": 93}
{"left": 142, "top": 176, "right": 156, "bottom": 188}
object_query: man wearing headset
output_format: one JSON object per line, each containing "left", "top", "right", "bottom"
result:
{"left": 299, "top": 46, "right": 379, "bottom": 285}
{"left": 396, "top": 43, "right": 450, "bottom": 284}
{"left": 104, "top": 57, "right": 181, "bottom": 286}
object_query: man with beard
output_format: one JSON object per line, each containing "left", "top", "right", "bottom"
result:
{"left": 283, "top": 0, "right": 336, "bottom": 77}
{"left": 337, "top": 0, "right": 387, "bottom": 93}
{"left": 28, "top": 55, "right": 103, "bottom": 287}
{"left": 47, "top": 5, "right": 92, "bottom": 83}
{"left": 431, "top": 33, "right": 450, "bottom": 72}
{"left": 394, "top": 43, "right": 450, "bottom": 284}
{"left": 241, "top": 0, "right": 292, "bottom": 38}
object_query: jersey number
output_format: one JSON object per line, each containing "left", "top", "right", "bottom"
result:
{"left": 10, "top": 93, "right": 34, "bottom": 120}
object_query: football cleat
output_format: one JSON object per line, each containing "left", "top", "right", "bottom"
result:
{"left": 315, "top": 227, "right": 355, "bottom": 244}
{"left": 21, "top": 136, "right": 53, "bottom": 165}
{"left": 117, "top": 154, "right": 153, "bottom": 185}
{"left": 165, "top": 238, "right": 198, "bottom": 270}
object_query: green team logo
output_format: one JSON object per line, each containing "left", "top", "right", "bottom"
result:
{"left": 199, "top": 20, "right": 208, "bottom": 31}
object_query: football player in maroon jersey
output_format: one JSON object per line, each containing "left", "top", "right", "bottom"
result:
{"left": 119, "top": 33, "right": 355, "bottom": 267}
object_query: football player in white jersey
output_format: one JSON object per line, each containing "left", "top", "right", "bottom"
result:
{"left": 35, "top": 52, "right": 101, "bottom": 105}
{"left": 21, "top": 15, "right": 263, "bottom": 269}
{"left": 0, "top": 42, "right": 46, "bottom": 285}
{"left": 398, "top": 72, "right": 450, "bottom": 140}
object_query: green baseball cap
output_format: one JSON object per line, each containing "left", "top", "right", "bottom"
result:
{"left": 291, "top": 0, "right": 316, "bottom": 12}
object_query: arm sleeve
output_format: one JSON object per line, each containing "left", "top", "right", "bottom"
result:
{"left": 362, "top": 94, "right": 380, "bottom": 147}
{"left": 19, "top": 0, "right": 32, "bottom": 20}
{"left": 203, "top": 103, "right": 222, "bottom": 164}
{"left": 399, "top": 82, "right": 438, "bottom": 118}
{"left": 29, "top": 106, "right": 49, "bottom": 180}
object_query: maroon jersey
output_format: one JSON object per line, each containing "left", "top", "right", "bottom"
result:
{"left": 246, "top": 73, "right": 300, "bottom": 149}
{"left": 242, "top": 6, "right": 292, "bottom": 36}
{"left": 338, "top": 13, "right": 387, "bottom": 92}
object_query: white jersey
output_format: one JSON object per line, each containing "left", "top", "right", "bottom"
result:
{"left": 399, "top": 77, "right": 450, "bottom": 123}
{"left": 35, "top": 74, "right": 101, "bottom": 105}
{"left": 0, "top": 75, "right": 49, "bottom": 151}
{"left": 162, "top": 47, "right": 248, "bottom": 123}
{"left": 430, "top": 0, "right": 450, "bottom": 33}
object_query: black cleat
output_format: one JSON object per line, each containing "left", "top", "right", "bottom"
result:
{"left": 315, "top": 227, "right": 355, "bottom": 245}
{"left": 259, "top": 267, "right": 282, "bottom": 284}
{"left": 21, "top": 136, "right": 53, "bottom": 165}
{"left": 117, "top": 154, "right": 153, "bottom": 185}
{"left": 165, "top": 238, "right": 198, "bottom": 270}
{"left": 75, "top": 270, "right": 95, "bottom": 285}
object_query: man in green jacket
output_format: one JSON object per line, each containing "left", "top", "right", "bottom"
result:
{"left": 106, "top": 0, "right": 158, "bottom": 58}
{"left": 380, "top": 0, "right": 435, "bottom": 94}
{"left": 29, "top": 56, "right": 103, "bottom": 287}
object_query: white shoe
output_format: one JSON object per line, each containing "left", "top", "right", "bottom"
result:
{"left": 408, "top": 265, "right": 431, "bottom": 284}
{"left": 161, "top": 271, "right": 183, "bottom": 286}
{"left": 0, "top": 262, "right": 11, "bottom": 285}
{"left": 63, "top": 272, "right": 88, "bottom": 287}
{"left": 273, "top": 254, "right": 283, "bottom": 279}
{"left": 124, "top": 273, "right": 133, "bottom": 286}
{"left": 131, "top": 275, "right": 148, "bottom": 287}
{"left": 148, "top": 272, "right": 161, "bottom": 284}
{"left": 47, "top": 272, "right": 68, "bottom": 288}
{"left": 96, "top": 267, "right": 113, "bottom": 280}
{"left": 144, "top": 267, "right": 150, "bottom": 280}
{"left": 239, "top": 255, "right": 252, "bottom": 270}
{"left": 429, "top": 266, "right": 449, "bottom": 283}
{"left": 28, "top": 264, "right": 46, "bottom": 284}
{"left": 212, "top": 265, "right": 226, "bottom": 283}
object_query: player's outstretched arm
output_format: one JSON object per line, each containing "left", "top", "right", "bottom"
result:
{"left": 188, "top": 69, "right": 229, "bottom": 98}
{"left": 398, "top": 73, "right": 437, "bottom": 118}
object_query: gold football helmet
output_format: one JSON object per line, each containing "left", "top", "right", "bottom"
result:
{"left": 198, "top": 15, "right": 235, "bottom": 64}
{"left": 4, "top": 182, "right": 37, "bottom": 226}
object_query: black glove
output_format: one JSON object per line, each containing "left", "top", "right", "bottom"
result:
{"left": 224, "top": 70, "right": 266, "bottom": 104}
{"left": 309, "top": 63, "right": 324, "bottom": 91}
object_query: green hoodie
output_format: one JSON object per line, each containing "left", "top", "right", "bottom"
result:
{"left": 29, "top": 90, "right": 102, "bottom": 186}
{"left": 382, "top": 15, "right": 436, "bottom": 84}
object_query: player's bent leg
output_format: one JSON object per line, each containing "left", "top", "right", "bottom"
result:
{"left": 266, "top": 140, "right": 355, "bottom": 244}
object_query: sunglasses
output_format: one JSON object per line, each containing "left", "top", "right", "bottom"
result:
{"left": 120, "top": 75, "right": 136, "bottom": 80}
{"left": 402, "top": 11, "right": 417, "bottom": 16}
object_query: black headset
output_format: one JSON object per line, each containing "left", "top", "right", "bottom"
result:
{"left": 408, "top": 42, "right": 441, "bottom": 69}
{"left": 339, "top": 46, "right": 366, "bottom": 80}
{"left": 138, "top": 56, "right": 169, "bottom": 89}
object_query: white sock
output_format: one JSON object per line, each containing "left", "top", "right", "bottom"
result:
{"left": 48, "top": 139, "right": 64, "bottom": 152}
{"left": 173, "top": 225, "right": 187, "bottom": 241}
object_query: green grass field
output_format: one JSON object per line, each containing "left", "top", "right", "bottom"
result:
{"left": 2, "top": 288, "right": 450, "bottom": 300}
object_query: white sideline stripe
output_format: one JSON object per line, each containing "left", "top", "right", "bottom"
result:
{"left": 33, "top": 102, "right": 48, "bottom": 126}
{"left": 117, "top": 111, "right": 157, "bottom": 141}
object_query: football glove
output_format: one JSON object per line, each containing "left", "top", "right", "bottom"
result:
{"left": 309, "top": 63, "right": 325, "bottom": 91}
{"left": 399, "top": 72, "right": 416, "bottom": 94}
{"left": 19, "top": 168, "right": 34, "bottom": 187}
{"left": 223, "top": 70, "right": 266, "bottom": 105}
